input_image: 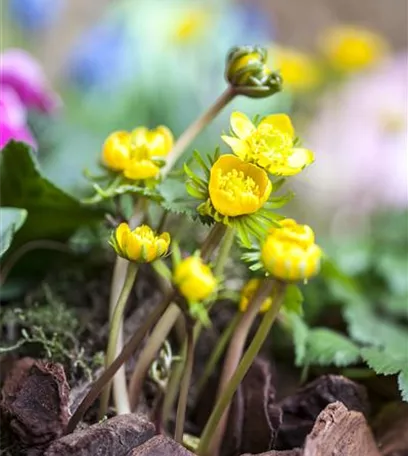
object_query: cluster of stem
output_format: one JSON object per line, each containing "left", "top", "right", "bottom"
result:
{"left": 65, "top": 80, "right": 287, "bottom": 456}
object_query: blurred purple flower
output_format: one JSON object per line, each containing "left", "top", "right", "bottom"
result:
{"left": 66, "top": 22, "right": 133, "bottom": 92}
{"left": 8, "top": 0, "right": 65, "bottom": 32}
{"left": 297, "top": 52, "right": 408, "bottom": 227}
{"left": 0, "top": 49, "right": 60, "bottom": 149}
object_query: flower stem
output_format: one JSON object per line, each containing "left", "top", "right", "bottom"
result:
{"left": 201, "top": 223, "right": 227, "bottom": 262}
{"left": 174, "top": 321, "right": 195, "bottom": 443}
{"left": 128, "top": 302, "right": 181, "bottom": 410}
{"left": 162, "top": 340, "right": 187, "bottom": 425}
{"left": 196, "top": 311, "right": 242, "bottom": 398}
{"left": 161, "top": 87, "right": 236, "bottom": 176}
{"left": 213, "top": 227, "right": 235, "bottom": 278}
{"left": 98, "top": 262, "right": 139, "bottom": 420}
{"left": 65, "top": 291, "right": 174, "bottom": 434}
{"left": 197, "top": 281, "right": 287, "bottom": 456}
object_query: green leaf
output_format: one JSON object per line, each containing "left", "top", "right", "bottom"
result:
{"left": 304, "top": 328, "right": 360, "bottom": 367}
{"left": 344, "top": 302, "right": 407, "bottom": 350}
{"left": 283, "top": 311, "right": 309, "bottom": 365}
{"left": 361, "top": 347, "right": 408, "bottom": 375}
{"left": 0, "top": 208, "right": 28, "bottom": 258}
{"left": 0, "top": 141, "right": 103, "bottom": 249}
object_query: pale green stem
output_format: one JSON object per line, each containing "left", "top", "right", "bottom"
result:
{"left": 197, "top": 281, "right": 287, "bottom": 456}
{"left": 66, "top": 291, "right": 174, "bottom": 434}
{"left": 98, "top": 262, "right": 138, "bottom": 420}
{"left": 128, "top": 303, "right": 181, "bottom": 410}
{"left": 161, "top": 87, "right": 236, "bottom": 176}
{"left": 162, "top": 340, "right": 187, "bottom": 425}
{"left": 196, "top": 312, "right": 242, "bottom": 398}
{"left": 174, "top": 323, "right": 195, "bottom": 443}
{"left": 213, "top": 227, "right": 235, "bottom": 278}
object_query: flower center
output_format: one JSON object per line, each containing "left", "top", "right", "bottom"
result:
{"left": 217, "top": 168, "right": 259, "bottom": 197}
{"left": 248, "top": 125, "right": 293, "bottom": 163}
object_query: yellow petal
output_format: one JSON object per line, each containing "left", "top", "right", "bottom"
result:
{"left": 116, "top": 223, "right": 130, "bottom": 247}
{"left": 259, "top": 114, "right": 295, "bottom": 138}
{"left": 123, "top": 159, "right": 160, "bottom": 180}
{"left": 288, "top": 148, "right": 314, "bottom": 169}
{"left": 221, "top": 135, "right": 251, "bottom": 160}
{"left": 125, "top": 236, "right": 142, "bottom": 261}
{"left": 230, "top": 112, "right": 256, "bottom": 139}
{"left": 130, "top": 127, "right": 148, "bottom": 148}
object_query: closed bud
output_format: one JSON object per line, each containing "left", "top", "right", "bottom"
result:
{"left": 110, "top": 223, "right": 170, "bottom": 263}
{"left": 173, "top": 256, "right": 217, "bottom": 302}
{"left": 226, "top": 45, "right": 283, "bottom": 98}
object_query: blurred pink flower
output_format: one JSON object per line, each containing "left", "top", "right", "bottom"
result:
{"left": 0, "top": 48, "right": 61, "bottom": 149}
{"left": 296, "top": 52, "right": 407, "bottom": 229}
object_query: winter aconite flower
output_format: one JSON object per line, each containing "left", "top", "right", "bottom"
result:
{"left": 261, "top": 218, "right": 322, "bottom": 281}
{"left": 239, "top": 278, "right": 274, "bottom": 313}
{"left": 208, "top": 155, "right": 272, "bottom": 217}
{"left": 101, "top": 125, "right": 174, "bottom": 180}
{"left": 102, "top": 131, "right": 132, "bottom": 171}
{"left": 270, "top": 46, "right": 321, "bottom": 92}
{"left": 110, "top": 223, "right": 170, "bottom": 263}
{"left": 222, "top": 112, "right": 314, "bottom": 176}
{"left": 173, "top": 256, "right": 217, "bottom": 302}
{"left": 319, "top": 25, "right": 388, "bottom": 73}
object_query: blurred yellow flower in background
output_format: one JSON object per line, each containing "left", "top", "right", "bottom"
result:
{"left": 261, "top": 218, "right": 322, "bottom": 281}
{"left": 110, "top": 223, "right": 170, "bottom": 263}
{"left": 222, "top": 112, "right": 314, "bottom": 176}
{"left": 208, "top": 154, "right": 272, "bottom": 217}
{"left": 319, "top": 25, "right": 388, "bottom": 73}
{"left": 174, "top": 256, "right": 217, "bottom": 301}
{"left": 239, "top": 278, "right": 275, "bottom": 313}
{"left": 271, "top": 46, "right": 321, "bottom": 92}
{"left": 172, "top": 8, "right": 210, "bottom": 43}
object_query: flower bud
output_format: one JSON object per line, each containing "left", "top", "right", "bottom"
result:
{"left": 261, "top": 218, "right": 322, "bottom": 281}
{"left": 239, "top": 278, "right": 274, "bottom": 313}
{"left": 173, "top": 256, "right": 217, "bottom": 302}
{"left": 226, "top": 45, "right": 282, "bottom": 98}
{"left": 110, "top": 223, "right": 170, "bottom": 263}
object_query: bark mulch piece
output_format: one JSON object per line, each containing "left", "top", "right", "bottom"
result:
{"left": 222, "top": 357, "right": 282, "bottom": 456}
{"left": 302, "top": 401, "right": 380, "bottom": 456}
{"left": 275, "top": 374, "right": 369, "bottom": 450}
{"left": 127, "top": 435, "right": 195, "bottom": 455}
{"left": 372, "top": 402, "right": 408, "bottom": 456}
{"left": 0, "top": 357, "right": 70, "bottom": 454}
{"left": 44, "top": 414, "right": 155, "bottom": 456}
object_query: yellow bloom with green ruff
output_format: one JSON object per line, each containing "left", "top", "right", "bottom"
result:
{"left": 222, "top": 112, "right": 314, "bottom": 176}
{"left": 261, "top": 218, "right": 322, "bottom": 281}
{"left": 208, "top": 155, "right": 272, "bottom": 217}
{"left": 110, "top": 223, "right": 170, "bottom": 263}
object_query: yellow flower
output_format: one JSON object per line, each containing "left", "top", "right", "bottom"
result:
{"left": 261, "top": 218, "right": 322, "bottom": 281}
{"left": 319, "top": 26, "right": 388, "bottom": 73}
{"left": 130, "top": 126, "right": 173, "bottom": 158}
{"left": 271, "top": 46, "right": 321, "bottom": 92}
{"left": 123, "top": 160, "right": 161, "bottom": 180}
{"left": 208, "top": 155, "right": 272, "bottom": 217}
{"left": 222, "top": 112, "right": 314, "bottom": 176}
{"left": 123, "top": 125, "right": 174, "bottom": 180}
{"left": 239, "top": 278, "right": 275, "bottom": 313}
{"left": 102, "top": 131, "right": 131, "bottom": 171}
{"left": 110, "top": 223, "right": 170, "bottom": 263}
{"left": 173, "top": 256, "right": 217, "bottom": 302}
{"left": 172, "top": 8, "right": 210, "bottom": 43}
{"left": 227, "top": 49, "right": 266, "bottom": 85}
